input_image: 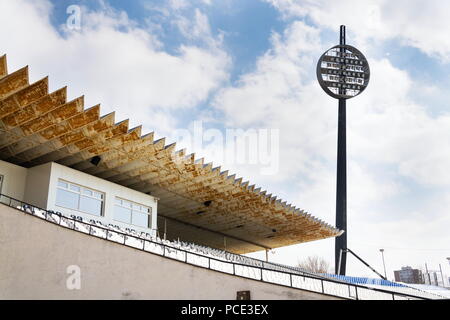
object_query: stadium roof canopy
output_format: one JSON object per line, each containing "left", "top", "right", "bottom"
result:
{"left": 0, "top": 54, "right": 342, "bottom": 254}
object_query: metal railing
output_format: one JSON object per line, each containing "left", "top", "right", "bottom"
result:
{"left": 0, "top": 193, "right": 442, "bottom": 300}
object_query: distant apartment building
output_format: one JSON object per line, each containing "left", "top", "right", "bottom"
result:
{"left": 394, "top": 266, "right": 424, "bottom": 284}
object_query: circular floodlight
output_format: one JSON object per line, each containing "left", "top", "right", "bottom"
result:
{"left": 316, "top": 44, "right": 370, "bottom": 100}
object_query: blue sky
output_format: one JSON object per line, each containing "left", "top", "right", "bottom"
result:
{"left": 49, "top": 0, "right": 285, "bottom": 81}
{"left": 1, "top": 0, "right": 450, "bottom": 281}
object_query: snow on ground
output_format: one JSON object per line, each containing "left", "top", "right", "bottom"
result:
{"left": 400, "top": 283, "right": 450, "bottom": 299}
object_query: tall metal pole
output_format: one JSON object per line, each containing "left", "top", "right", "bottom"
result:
{"left": 439, "top": 264, "right": 444, "bottom": 287}
{"left": 335, "top": 25, "right": 347, "bottom": 275}
{"left": 425, "top": 263, "right": 431, "bottom": 285}
{"left": 317, "top": 26, "right": 369, "bottom": 275}
{"left": 380, "top": 248, "right": 387, "bottom": 279}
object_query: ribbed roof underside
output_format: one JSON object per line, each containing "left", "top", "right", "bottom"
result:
{"left": 0, "top": 54, "right": 342, "bottom": 254}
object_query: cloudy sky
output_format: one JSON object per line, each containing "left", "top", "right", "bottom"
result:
{"left": 2, "top": 0, "right": 450, "bottom": 281}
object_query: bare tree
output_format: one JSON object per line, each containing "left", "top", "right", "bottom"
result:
{"left": 297, "top": 255, "right": 330, "bottom": 274}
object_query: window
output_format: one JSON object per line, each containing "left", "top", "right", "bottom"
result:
{"left": 114, "top": 197, "right": 152, "bottom": 228}
{"left": 56, "top": 179, "right": 104, "bottom": 216}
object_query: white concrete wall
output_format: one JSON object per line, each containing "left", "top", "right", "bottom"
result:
{"left": 25, "top": 162, "right": 158, "bottom": 237}
{"left": 0, "top": 205, "right": 342, "bottom": 300}
{"left": 0, "top": 160, "right": 28, "bottom": 200}
{"left": 24, "top": 161, "right": 52, "bottom": 209}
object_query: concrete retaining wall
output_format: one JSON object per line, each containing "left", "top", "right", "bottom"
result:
{"left": 0, "top": 205, "right": 342, "bottom": 300}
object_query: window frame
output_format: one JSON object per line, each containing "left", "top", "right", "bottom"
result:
{"left": 55, "top": 179, "right": 105, "bottom": 217}
{"left": 113, "top": 197, "right": 152, "bottom": 229}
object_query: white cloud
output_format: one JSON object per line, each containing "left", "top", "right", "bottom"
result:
{"left": 267, "top": 0, "right": 450, "bottom": 62}
{"left": 213, "top": 21, "right": 322, "bottom": 126}
{"left": 176, "top": 9, "right": 211, "bottom": 40}
{"left": 0, "top": 0, "right": 230, "bottom": 137}
{"left": 168, "top": 0, "right": 190, "bottom": 11}
{"left": 209, "top": 21, "right": 336, "bottom": 197}
{"left": 347, "top": 58, "right": 450, "bottom": 187}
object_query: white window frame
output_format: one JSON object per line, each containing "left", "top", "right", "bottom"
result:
{"left": 56, "top": 179, "right": 104, "bottom": 216}
{"left": 113, "top": 197, "right": 152, "bottom": 229}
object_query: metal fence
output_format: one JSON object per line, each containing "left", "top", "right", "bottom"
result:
{"left": 0, "top": 193, "right": 440, "bottom": 300}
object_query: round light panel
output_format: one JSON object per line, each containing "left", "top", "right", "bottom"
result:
{"left": 317, "top": 44, "right": 370, "bottom": 100}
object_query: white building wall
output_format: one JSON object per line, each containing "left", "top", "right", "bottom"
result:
{"left": 0, "top": 160, "right": 28, "bottom": 200}
{"left": 24, "top": 161, "right": 52, "bottom": 209}
{"left": 25, "top": 162, "right": 158, "bottom": 237}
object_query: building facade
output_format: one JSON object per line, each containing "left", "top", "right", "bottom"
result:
{"left": 0, "top": 160, "right": 159, "bottom": 237}
{"left": 394, "top": 266, "right": 424, "bottom": 284}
